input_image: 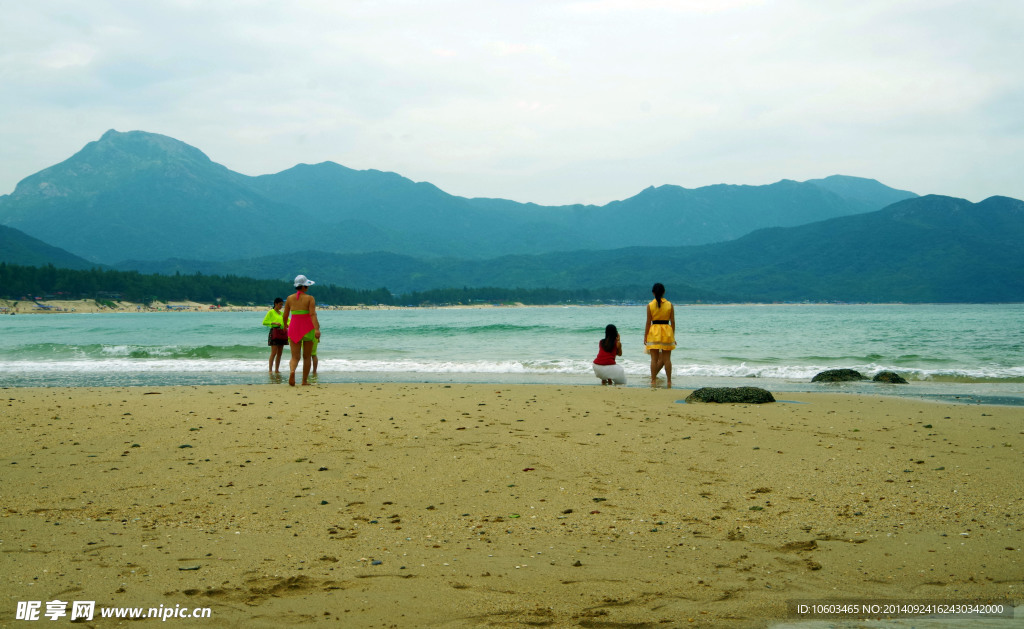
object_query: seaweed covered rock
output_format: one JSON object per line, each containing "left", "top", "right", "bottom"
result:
{"left": 872, "top": 371, "right": 908, "bottom": 384}
{"left": 811, "top": 369, "right": 866, "bottom": 383}
{"left": 685, "top": 387, "right": 776, "bottom": 404}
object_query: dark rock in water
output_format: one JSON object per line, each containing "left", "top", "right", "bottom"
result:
{"left": 685, "top": 387, "right": 776, "bottom": 404}
{"left": 811, "top": 369, "right": 866, "bottom": 382}
{"left": 873, "top": 370, "right": 908, "bottom": 384}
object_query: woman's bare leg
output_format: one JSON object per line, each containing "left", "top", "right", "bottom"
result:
{"left": 301, "top": 340, "right": 313, "bottom": 385}
{"left": 649, "top": 349, "right": 663, "bottom": 386}
{"left": 663, "top": 350, "right": 673, "bottom": 389}
{"left": 269, "top": 346, "right": 283, "bottom": 372}
{"left": 288, "top": 340, "right": 300, "bottom": 386}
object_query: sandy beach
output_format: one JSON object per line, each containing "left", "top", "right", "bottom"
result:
{"left": 1, "top": 384, "right": 1020, "bottom": 627}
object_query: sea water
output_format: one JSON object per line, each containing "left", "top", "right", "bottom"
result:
{"left": 1, "top": 304, "right": 1022, "bottom": 404}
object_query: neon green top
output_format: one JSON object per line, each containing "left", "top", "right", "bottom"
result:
{"left": 262, "top": 308, "right": 284, "bottom": 328}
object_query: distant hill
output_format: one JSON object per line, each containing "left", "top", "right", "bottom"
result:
{"left": 537, "top": 194, "right": 1024, "bottom": 302}
{"left": 473, "top": 194, "right": 1024, "bottom": 303}
{"left": 515, "top": 175, "right": 918, "bottom": 247}
{"left": 121, "top": 195, "right": 1024, "bottom": 303}
{"left": 0, "top": 130, "right": 916, "bottom": 264}
{"left": 664, "top": 194, "right": 1024, "bottom": 302}
{"left": 802, "top": 175, "right": 917, "bottom": 211}
{"left": 0, "top": 224, "right": 98, "bottom": 270}
{"left": 0, "top": 130, "right": 298, "bottom": 264}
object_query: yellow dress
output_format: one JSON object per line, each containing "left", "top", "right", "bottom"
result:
{"left": 645, "top": 299, "right": 676, "bottom": 352}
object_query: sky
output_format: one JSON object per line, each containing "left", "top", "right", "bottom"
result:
{"left": 1, "top": 0, "right": 1022, "bottom": 206}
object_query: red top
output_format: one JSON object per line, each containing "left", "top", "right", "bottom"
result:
{"left": 594, "top": 341, "right": 618, "bottom": 365}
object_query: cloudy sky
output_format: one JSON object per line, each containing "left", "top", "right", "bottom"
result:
{"left": 2, "top": 0, "right": 1021, "bottom": 205}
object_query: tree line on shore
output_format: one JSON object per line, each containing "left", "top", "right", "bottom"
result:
{"left": 0, "top": 263, "right": 618, "bottom": 307}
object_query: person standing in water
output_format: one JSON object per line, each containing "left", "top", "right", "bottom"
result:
{"left": 262, "top": 297, "right": 287, "bottom": 373}
{"left": 643, "top": 283, "right": 676, "bottom": 388}
{"left": 282, "top": 275, "right": 321, "bottom": 386}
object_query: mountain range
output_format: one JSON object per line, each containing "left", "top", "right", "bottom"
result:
{"left": 0, "top": 130, "right": 914, "bottom": 264}
{"left": 110, "top": 195, "right": 1024, "bottom": 302}
{"left": 2, "top": 130, "right": 1022, "bottom": 302}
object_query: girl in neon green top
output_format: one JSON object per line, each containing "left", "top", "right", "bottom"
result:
{"left": 263, "top": 298, "right": 286, "bottom": 373}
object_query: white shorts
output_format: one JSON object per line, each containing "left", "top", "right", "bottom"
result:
{"left": 593, "top": 363, "right": 626, "bottom": 385}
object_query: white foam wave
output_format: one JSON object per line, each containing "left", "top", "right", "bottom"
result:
{"left": 2, "top": 358, "right": 1023, "bottom": 381}
{"left": 2, "top": 359, "right": 260, "bottom": 373}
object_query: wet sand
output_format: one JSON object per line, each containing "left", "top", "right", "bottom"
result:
{"left": 1, "top": 384, "right": 1021, "bottom": 627}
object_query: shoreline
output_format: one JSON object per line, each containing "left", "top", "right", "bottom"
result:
{"left": 5, "top": 298, "right": 1018, "bottom": 315}
{"left": 4, "top": 357, "right": 1023, "bottom": 407}
{"left": 0, "top": 298, "right": 415, "bottom": 315}
{"left": 4, "top": 373, "right": 1024, "bottom": 408}
{"left": 0, "top": 298, "right": 535, "bottom": 315}
{"left": 1, "top": 383, "right": 1020, "bottom": 627}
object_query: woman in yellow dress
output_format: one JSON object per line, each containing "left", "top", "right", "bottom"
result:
{"left": 644, "top": 283, "right": 676, "bottom": 388}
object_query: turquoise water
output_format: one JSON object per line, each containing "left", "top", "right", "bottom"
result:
{"left": 1, "top": 304, "right": 1022, "bottom": 403}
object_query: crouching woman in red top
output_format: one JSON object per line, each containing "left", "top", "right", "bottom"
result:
{"left": 593, "top": 324, "right": 626, "bottom": 385}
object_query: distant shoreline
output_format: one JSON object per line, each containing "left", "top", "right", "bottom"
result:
{"left": 3, "top": 298, "right": 1017, "bottom": 315}
{"left": 0, "top": 298, "right": 530, "bottom": 315}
